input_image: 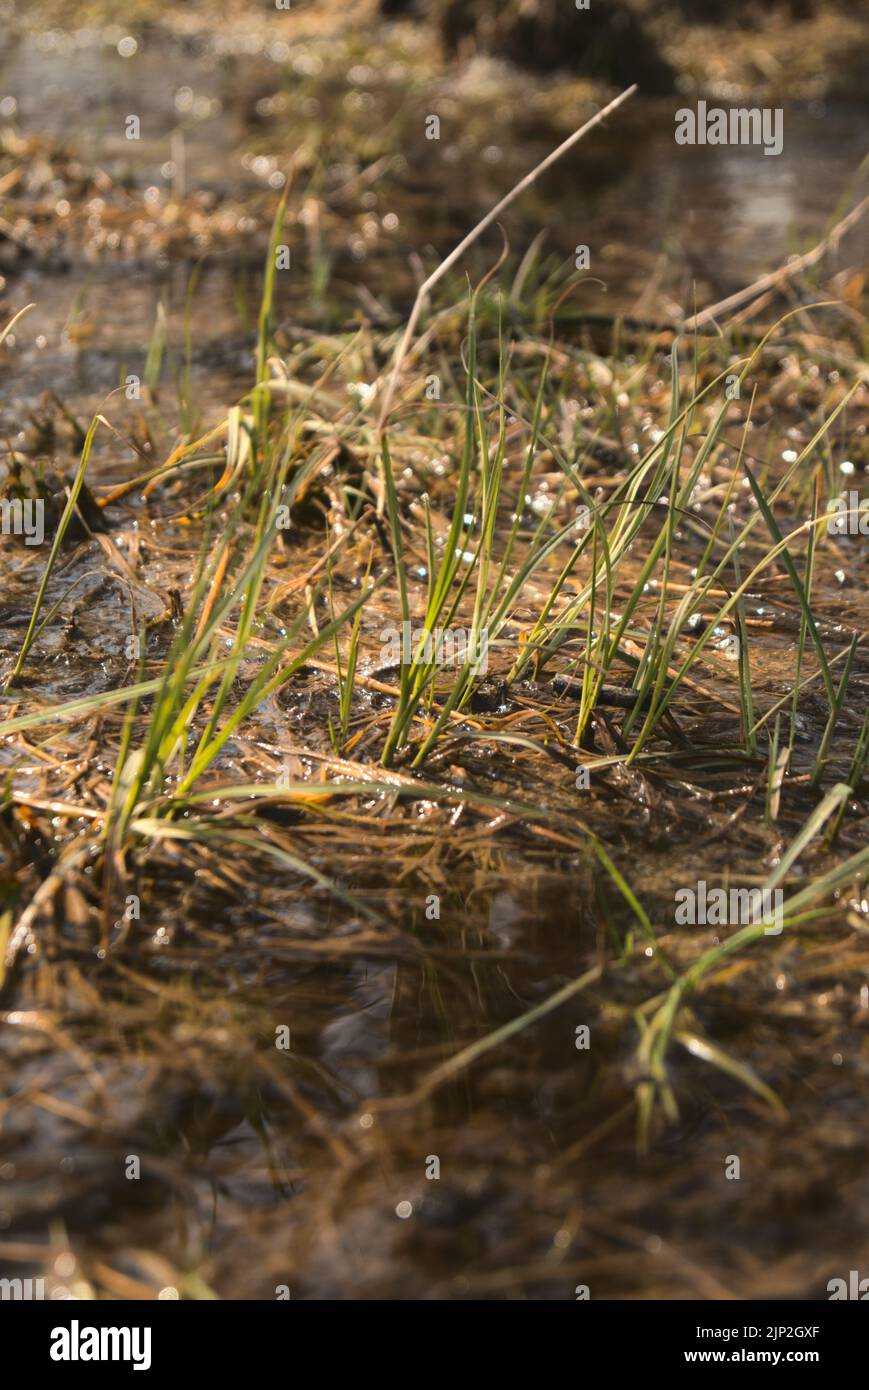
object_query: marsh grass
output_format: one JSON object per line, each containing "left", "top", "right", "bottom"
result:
{"left": 1, "top": 165, "right": 867, "bottom": 1297}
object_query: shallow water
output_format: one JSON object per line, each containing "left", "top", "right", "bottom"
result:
{"left": 1, "top": 10, "right": 868, "bottom": 1301}
{"left": 2, "top": 21, "right": 867, "bottom": 422}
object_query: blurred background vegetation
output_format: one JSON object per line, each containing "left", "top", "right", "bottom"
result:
{"left": 12, "top": 1, "right": 869, "bottom": 101}
{"left": 380, "top": 0, "right": 868, "bottom": 98}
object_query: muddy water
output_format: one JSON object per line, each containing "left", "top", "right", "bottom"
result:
{"left": 1, "top": 16, "right": 869, "bottom": 1301}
